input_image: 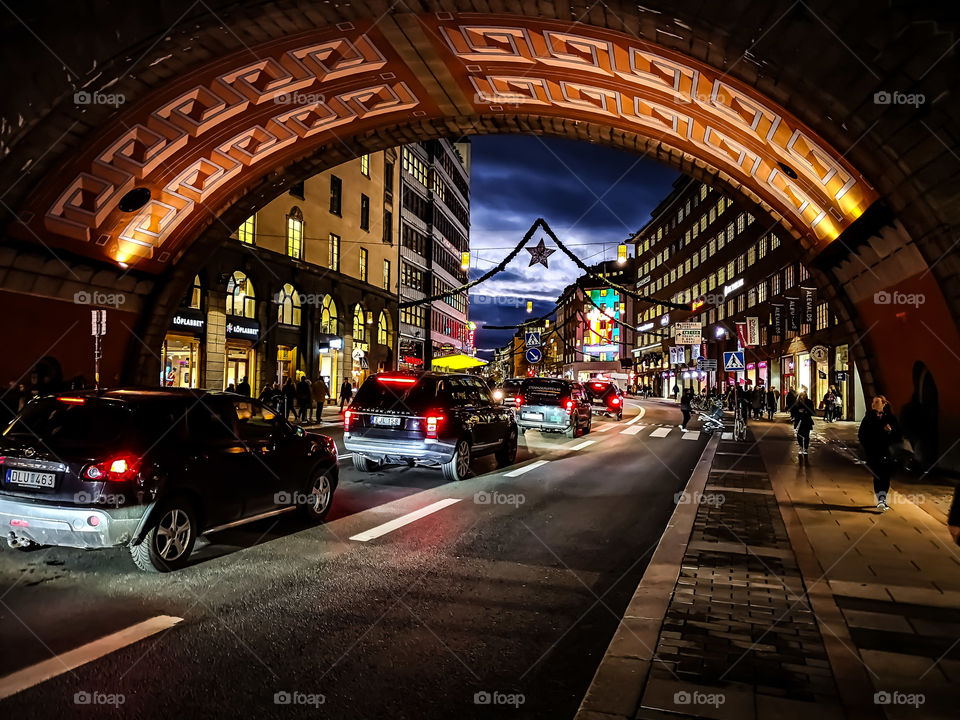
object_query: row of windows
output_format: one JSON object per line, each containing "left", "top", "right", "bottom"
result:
{"left": 402, "top": 224, "right": 428, "bottom": 256}
{"left": 432, "top": 309, "right": 467, "bottom": 343}
{"left": 432, "top": 276, "right": 467, "bottom": 314}
{"left": 400, "top": 304, "right": 425, "bottom": 328}
{"left": 434, "top": 243, "right": 469, "bottom": 283}
{"left": 401, "top": 262, "right": 426, "bottom": 291}
{"left": 403, "top": 184, "right": 431, "bottom": 224}
{"left": 433, "top": 210, "right": 468, "bottom": 253}
{"left": 402, "top": 148, "right": 429, "bottom": 186}
{"left": 432, "top": 142, "right": 470, "bottom": 198}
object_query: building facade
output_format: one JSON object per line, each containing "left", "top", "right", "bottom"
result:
{"left": 397, "top": 139, "right": 472, "bottom": 369}
{"left": 629, "top": 176, "right": 866, "bottom": 419}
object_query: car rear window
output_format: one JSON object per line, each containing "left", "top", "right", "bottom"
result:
{"left": 3, "top": 397, "right": 130, "bottom": 452}
{"left": 586, "top": 382, "right": 615, "bottom": 397}
{"left": 523, "top": 380, "right": 568, "bottom": 405}
{"left": 352, "top": 376, "right": 439, "bottom": 412}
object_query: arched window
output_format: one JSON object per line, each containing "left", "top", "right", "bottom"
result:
{"left": 226, "top": 271, "right": 255, "bottom": 318}
{"left": 377, "top": 310, "right": 391, "bottom": 346}
{"left": 320, "top": 295, "right": 338, "bottom": 335}
{"left": 286, "top": 207, "right": 303, "bottom": 259}
{"left": 277, "top": 283, "right": 301, "bottom": 326}
{"left": 352, "top": 304, "right": 366, "bottom": 345}
{"left": 187, "top": 274, "right": 202, "bottom": 309}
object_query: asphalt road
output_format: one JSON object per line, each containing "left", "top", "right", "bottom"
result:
{"left": 0, "top": 399, "right": 708, "bottom": 719}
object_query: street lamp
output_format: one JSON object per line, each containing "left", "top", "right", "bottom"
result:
{"left": 617, "top": 243, "right": 627, "bottom": 264}
{"left": 460, "top": 251, "right": 470, "bottom": 270}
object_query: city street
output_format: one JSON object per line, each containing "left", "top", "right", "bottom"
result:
{"left": 0, "top": 400, "right": 707, "bottom": 719}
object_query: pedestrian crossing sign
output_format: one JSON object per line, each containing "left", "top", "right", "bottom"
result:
{"left": 723, "top": 351, "right": 745, "bottom": 371}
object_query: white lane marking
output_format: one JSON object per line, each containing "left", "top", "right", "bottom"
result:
{"left": 626, "top": 408, "right": 646, "bottom": 425}
{"left": 650, "top": 427, "right": 672, "bottom": 438}
{"left": 593, "top": 423, "right": 616, "bottom": 433}
{"left": 682, "top": 431, "right": 701, "bottom": 440}
{"left": 349, "top": 498, "right": 461, "bottom": 542}
{"left": 621, "top": 425, "right": 644, "bottom": 435}
{"left": 0, "top": 615, "right": 183, "bottom": 700}
{"left": 504, "top": 459, "right": 550, "bottom": 477}
{"left": 721, "top": 432, "right": 734, "bottom": 440}
{"left": 569, "top": 440, "right": 596, "bottom": 450}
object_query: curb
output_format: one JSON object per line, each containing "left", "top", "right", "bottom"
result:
{"left": 574, "top": 431, "right": 722, "bottom": 720}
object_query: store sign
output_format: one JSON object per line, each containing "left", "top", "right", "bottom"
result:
{"left": 400, "top": 339, "right": 424, "bottom": 367}
{"left": 724, "top": 278, "right": 744, "bottom": 296}
{"left": 787, "top": 296, "right": 800, "bottom": 331}
{"left": 226, "top": 318, "right": 260, "bottom": 340}
{"left": 636, "top": 275, "right": 651, "bottom": 288}
{"left": 583, "top": 343, "right": 619, "bottom": 355}
{"left": 637, "top": 321, "right": 654, "bottom": 332}
{"left": 745, "top": 317, "right": 760, "bottom": 346}
{"left": 771, "top": 303, "right": 784, "bottom": 335}
{"left": 171, "top": 309, "right": 205, "bottom": 333}
{"left": 802, "top": 287, "right": 817, "bottom": 324}
{"left": 674, "top": 322, "right": 702, "bottom": 345}
{"left": 810, "top": 345, "right": 829, "bottom": 363}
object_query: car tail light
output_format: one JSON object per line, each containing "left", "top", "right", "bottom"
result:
{"left": 377, "top": 375, "right": 417, "bottom": 385}
{"left": 564, "top": 399, "right": 575, "bottom": 413}
{"left": 83, "top": 454, "right": 141, "bottom": 482}
{"left": 344, "top": 410, "right": 353, "bottom": 432}
{"left": 425, "top": 414, "right": 444, "bottom": 440}
{"left": 611, "top": 396, "right": 621, "bottom": 406}
{"left": 515, "top": 395, "right": 523, "bottom": 408}
{"left": 56, "top": 396, "right": 85, "bottom": 404}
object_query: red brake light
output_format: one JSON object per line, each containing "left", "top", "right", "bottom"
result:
{"left": 564, "top": 399, "right": 575, "bottom": 412}
{"left": 56, "top": 396, "right": 85, "bottom": 405}
{"left": 83, "top": 454, "right": 141, "bottom": 482}
{"left": 611, "top": 396, "right": 621, "bottom": 405}
{"left": 344, "top": 410, "right": 353, "bottom": 432}
{"left": 592, "top": 383, "right": 603, "bottom": 389}
{"left": 377, "top": 375, "right": 417, "bottom": 385}
{"left": 425, "top": 413, "right": 444, "bottom": 440}
{"left": 515, "top": 395, "right": 523, "bottom": 408}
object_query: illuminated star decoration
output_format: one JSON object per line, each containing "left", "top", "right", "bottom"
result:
{"left": 526, "top": 238, "right": 556, "bottom": 268}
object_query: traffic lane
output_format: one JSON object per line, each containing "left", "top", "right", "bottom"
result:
{"left": 0, "top": 418, "right": 614, "bottom": 676}
{"left": 0, "top": 414, "right": 705, "bottom": 719}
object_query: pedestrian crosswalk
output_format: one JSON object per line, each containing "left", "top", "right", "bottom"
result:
{"left": 594, "top": 422, "right": 705, "bottom": 440}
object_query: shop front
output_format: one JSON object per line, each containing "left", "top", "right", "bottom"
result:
{"left": 351, "top": 345, "right": 369, "bottom": 388}
{"left": 162, "top": 308, "right": 205, "bottom": 388}
{"left": 225, "top": 317, "right": 261, "bottom": 392}
{"left": 277, "top": 345, "right": 299, "bottom": 384}
{"left": 317, "top": 335, "right": 343, "bottom": 399}
{"left": 399, "top": 338, "right": 425, "bottom": 371}
{"left": 797, "top": 352, "right": 812, "bottom": 396}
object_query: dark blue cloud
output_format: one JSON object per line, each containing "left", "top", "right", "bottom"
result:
{"left": 466, "top": 135, "right": 679, "bottom": 355}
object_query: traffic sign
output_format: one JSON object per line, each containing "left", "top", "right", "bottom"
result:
{"left": 723, "top": 351, "right": 745, "bottom": 371}
{"left": 674, "top": 322, "right": 702, "bottom": 345}
{"left": 525, "top": 347, "right": 543, "bottom": 364}
{"left": 525, "top": 331, "right": 541, "bottom": 348}
{"left": 697, "top": 357, "right": 718, "bottom": 371}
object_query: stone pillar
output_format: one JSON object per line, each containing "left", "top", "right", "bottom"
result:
{"left": 205, "top": 291, "right": 226, "bottom": 391}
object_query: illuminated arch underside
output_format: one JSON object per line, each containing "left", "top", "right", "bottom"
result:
{"left": 31, "top": 14, "right": 876, "bottom": 272}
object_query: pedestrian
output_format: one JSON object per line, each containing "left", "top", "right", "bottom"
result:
{"left": 679, "top": 388, "right": 692, "bottom": 429}
{"left": 258, "top": 382, "right": 277, "bottom": 407}
{"left": 858, "top": 395, "right": 900, "bottom": 511}
{"left": 282, "top": 378, "right": 299, "bottom": 421}
{"left": 227, "top": 383, "right": 236, "bottom": 393}
{"left": 237, "top": 376, "right": 251, "bottom": 397}
{"left": 339, "top": 376, "right": 353, "bottom": 412}
{"left": 752, "top": 384, "right": 764, "bottom": 419}
{"left": 311, "top": 376, "right": 329, "bottom": 423}
{"left": 792, "top": 385, "right": 816, "bottom": 456}
{"left": 821, "top": 387, "right": 836, "bottom": 422}
{"left": 832, "top": 385, "right": 844, "bottom": 421}
{"left": 766, "top": 386, "right": 777, "bottom": 420}
{"left": 785, "top": 386, "right": 797, "bottom": 416}
{"left": 296, "top": 375, "right": 312, "bottom": 423}
{"left": 737, "top": 385, "right": 751, "bottom": 423}
{"left": 672, "top": 383, "right": 680, "bottom": 402}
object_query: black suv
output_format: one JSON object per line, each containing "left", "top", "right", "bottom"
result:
{"left": 343, "top": 372, "right": 518, "bottom": 481}
{"left": 584, "top": 380, "right": 625, "bottom": 420}
{"left": 0, "top": 389, "right": 338, "bottom": 572}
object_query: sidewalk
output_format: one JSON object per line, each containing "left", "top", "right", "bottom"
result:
{"left": 577, "top": 416, "right": 960, "bottom": 720}
{"left": 294, "top": 403, "right": 344, "bottom": 427}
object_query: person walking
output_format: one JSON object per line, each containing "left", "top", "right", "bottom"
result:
{"left": 296, "top": 375, "right": 312, "bottom": 423}
{"left": 679, "top": 388, "right": 693, "bottom": 429}
{"left": 672, "top": 383, "right": 680, "bottom": 402}
{"left": 339, "top": 376, "right": 354, "bottom": 412}
{"left": 858, "top": 395, "right": 900, "bottom": 511}
{"left": 237, "top": 376, "right": 251, "bottom": 397}
{"left": 830, "top": 385, "right": 843, "bottom": 421}
{"left": 785, "top": 386, "right": 797, "bottom": 416}
{"left": 766, "top": 386, "right": 777, "bottom": 420}
{"left": 792, "top": 386, "right": 816, "bottom": 456}
{"left": 752, "top": 384, "right": 764, "bottom": 420}
{"left": 311, "top": 376, "right": 329, "bottom": 423}
{"left": 821, "top": 387, "right": 836, "bottom": 422}
{"left": 282, "top": 378, "right": 299, "bottom": 421}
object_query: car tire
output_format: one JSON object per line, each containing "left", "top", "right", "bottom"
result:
{"left": 518, "top": 426, "right": 526, "bottom": 436}
{"left": 565, "top": 423, "right": 577, "bottom": 439}
{"left": 442, "top": 438, "right": 471, "bottom": 481}
{"left": 353, "top": 454, "right": 381, "bottom": 473}
{"left": 584, "top": 416, "right": 592, "bottom": 434}
{"left": 495, "top": 430, "right": 518, "bottom": 468}
{"left": 130, "top": 499, "right": 197, "bottom": 573}
{"left": 617, "top": 410, "right": 623, "bottom": 421}
{"left": 298, "top": 468, "right": 335, "bottom": 522}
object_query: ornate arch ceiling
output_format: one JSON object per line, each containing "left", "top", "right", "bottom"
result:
{"left": 20, "top": 12, "right": 877, "bottom": 273}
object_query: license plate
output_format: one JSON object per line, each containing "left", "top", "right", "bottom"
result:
{"left": 522, "top": 412, "right": 544, "bottom": 421}
{"left": 6, "top": 468, "right": 56, "bottom": 488}
{"left": 372, "top": 415, "right": 401, "bottom": 427}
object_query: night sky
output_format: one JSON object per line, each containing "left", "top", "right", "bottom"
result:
{"left": 467, "top": 135, "right": 679, "bottom": 356}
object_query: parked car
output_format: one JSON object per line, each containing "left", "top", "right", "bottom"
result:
{"left": 497, "top": 378, "right": 526, "bottom": 407}
{"left": 343, "top": 371, "right": 517, "bottom": 482}
{"left": 0, "top": 389, "right": 338, "bottom": 572}
{"left": 515, "top": 378, "right": 592, "bottom": 438}
{"left": 584, "top": 380, "right": 624, "bottom": 420}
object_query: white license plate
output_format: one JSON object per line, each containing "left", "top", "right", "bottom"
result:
{"left": 522, "top": 412, "right": 544, "bottom": 421}
{"left": 6, "top": 469, "right": 56, "bottom": 488}
{"left": 372, "top": 415, "right": 401, "bottom": 427}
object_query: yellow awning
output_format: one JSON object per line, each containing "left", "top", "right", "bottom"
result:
{"left": 431, "top": 354, "right": 487, "bottom": 370}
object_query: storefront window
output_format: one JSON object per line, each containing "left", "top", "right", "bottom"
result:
{"left": 162, "top": 336, "right": 201, "bottom": 388}
{"left": 277, "top": 345, "right": 298, "bottom": 383}
{"left": 224, "top": 342, "right": 256, "bottom": 391}
{"left": 277, "top": 283, "right": 302, "bottom": 326}
{"left": 226, "top": 271, "right": 256, "bottom": 318}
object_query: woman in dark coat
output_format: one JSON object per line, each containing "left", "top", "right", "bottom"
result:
{"left": 792, "top": 386, "right": 816, "bottom": 456}
{"left": 858, "top": 395, "right": 900, "bottom": 511}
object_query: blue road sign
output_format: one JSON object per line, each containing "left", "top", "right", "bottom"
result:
{"left": 525, "top": 347, "right": 543, "bottom": 364}
{"left": 525, "top": 331, "right": 541, "bottom": 348}
{"left": 723, "top": 351, "right": 745, "bottom": 372}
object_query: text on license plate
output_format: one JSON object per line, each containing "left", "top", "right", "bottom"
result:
{"left": 6, "top": 469, "right": 56, "bottom": 488}
{"left": 522, "top": 412, "right": 544, "bottom": 421}
{"left": 372, "top": 415, "right": 402, "bottom": 427}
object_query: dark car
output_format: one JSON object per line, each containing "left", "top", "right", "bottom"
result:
{"left": 497, "top": 378, "right": 526, "bottom": 407}
{"left": 0, "top": 389, "right": 338, "bottom": 572}
{"left": 515, "top": 378, "right": 592, "bottom": 438}
{"left": 343, "top": 371, "right": 517, "bottom": 482}
{"left": 584, "top": 380, "right": 624, "bottom": 420}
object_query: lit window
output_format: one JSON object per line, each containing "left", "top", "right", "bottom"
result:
{"left": 237, "top": 215, "right": 256, "bottom": 245}
{"left": 771, "top": 234, "right": 781, "bottom": 250}
{"left": 737, "top": 214, "right": 746, "bottom": 234}
{"left": 360, "top": 154, "right": 370, "bottom": 176}
{"left": 383, "top": 259, "right": 391, "bottom": 291}
{"left": 328, "top": 233, "right": 340, "bottom": 271}
{"left": 188, "top": 275, "right": 202, "bottom": 309}
{"left": 286, "top": 207, "right": 303, "bottom": 259}
{"left": 377, "top": 310, "right": 390, "bottom": 345}
{"left": 320, "top": 295, "right": 338, "bottom": 334}
{"left": 226, "top": 271, "right": 255, "bottom": 318}
{"left": 700, "top": 183, "right": 708, "bottom": 200}
{"left": 277, "top": 283, "right": 302, "bottom": 326}
{"left": 353, "top": 305, "right": 366, "bottom": 344}
{"left": 747, "top": 246, "right": 756, "bottom": 266}
{"left": 785, "top": 265, "right": 796, "bottom": 288}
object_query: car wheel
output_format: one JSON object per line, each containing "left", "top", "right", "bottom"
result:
{"left": 564, "top": 423, "right": 577, "bottom": 439}
{"left": 518, "top": 426, "right": 526, "bottom": 436}
{"left": 298, "top": 468, "right": 334, "bottom": 522}
{"left": 353, "top": 454, "right": 381, "bottom": 473}
{"left": 495, "top": 429, "right": 518, "bottom": 467}
{"left": 442, "top": 438, "right": 471, "bottom": 481}
{"left": 617, "top": 410, "right": 623, "bottom": 421}
{"left": 584, "top": 415, "right": 592, "bottom": 434}
{"left": 130, "top": 500, "right": 197, "bottom": 573}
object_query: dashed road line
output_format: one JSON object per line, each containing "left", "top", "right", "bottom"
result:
{"left": 569, "top": 440, "right": 596, "bottom": 450}
{"left": 504, "top": 460, "right": 550, "bottom": 477}
{"left": 621, "top": 425, "right": 644, "bottom": 435}
{"left": 593, "top": 423, "right": 616, "bottom": 433}
{"left": 349, "top": 498, "right": 461, "bottom": 542}
{"left": 682, "top": 430, "right": 701, "bottom": 440}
